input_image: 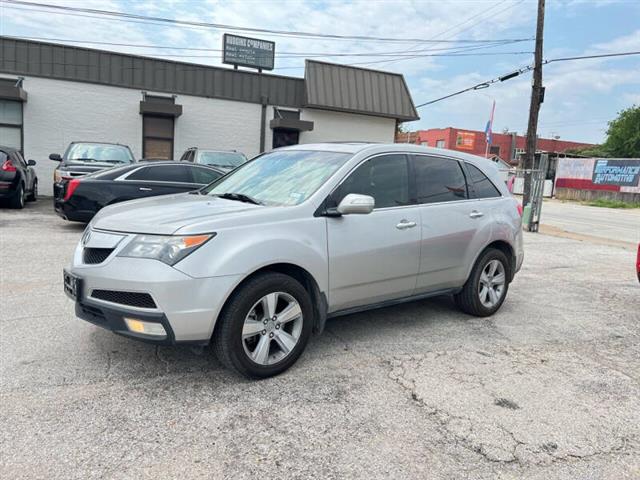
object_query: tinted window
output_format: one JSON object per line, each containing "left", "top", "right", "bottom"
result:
{"left": 12, "top": 151, "right": 26, "bottom": 167}
{"left": 126, "top": 165, "right": 192, "bottom": 183}
{"left": 191, "top": 166, "right": 223, "bottom": 185}
{"left": 466, "top": 163, "right": 501, "bottom": 198}
{"left": 413, "top": 156, "right": 468, "bottom": 204}
{"left": 333, "top": 154, "right": 409, "bottom": 209}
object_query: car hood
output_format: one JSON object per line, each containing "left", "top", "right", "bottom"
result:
{"left": 91, "top": 193, "right": 265, "bottom": 235}
{"left": 61, "top": 161, "right": 127, "bottom": 174}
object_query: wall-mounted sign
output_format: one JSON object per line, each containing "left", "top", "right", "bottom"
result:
{"left": 455, "top": 131, "right": 476, "bottom": 150}
{"left": 222, "top": 34, "right": 275, "bottom": 71}
{"left": 592, "top": 159, "right": 640, "bottom": 187}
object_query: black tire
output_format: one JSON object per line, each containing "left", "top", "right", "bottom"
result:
{"left": 454, "top": 248, "right": 510, "bottom": 317}
{"left": 27, "top": 181, "right": 37, "bottom": 202}
{"left": 212, "top": 272, "right": 313, "bottom": 379}
{"left": 9, "top": 183, "right": 25, "bottom": 209}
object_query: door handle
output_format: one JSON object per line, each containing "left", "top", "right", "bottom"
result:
{"left": 139, "top": 187, "right": 153, "bottom": 191}
{"left": 469, "top": 210, "right": 484, "bottom": 218}
{"left": 396, "top": 219, "right": 417, "bottom": 230}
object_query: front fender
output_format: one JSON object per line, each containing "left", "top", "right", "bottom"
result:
{"left": 173, "top": 216, "right": 329, "bottom": 294}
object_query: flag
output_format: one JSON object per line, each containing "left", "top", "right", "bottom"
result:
{"left": 485, "top": 100, "right": 496, "bottom": 146}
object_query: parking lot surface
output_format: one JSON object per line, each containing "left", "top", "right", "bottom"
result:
{"left": 1, "top": 200, "right": 639, "bottom": 479}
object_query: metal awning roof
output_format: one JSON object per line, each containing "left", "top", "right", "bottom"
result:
{"left": 304, "top": 60, "right": 419, "bottom": 122}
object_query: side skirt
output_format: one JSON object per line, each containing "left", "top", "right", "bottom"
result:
{"left": 327, "top": 287, "right": 462, "bottom": 319}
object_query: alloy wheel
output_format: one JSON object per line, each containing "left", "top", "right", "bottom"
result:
{"left": 478, "top": 259, "right": 506, "bottom": 308}
{"left": 242, "top": 292, "right": 303, "bottom": 365}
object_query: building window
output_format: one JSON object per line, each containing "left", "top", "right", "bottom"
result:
{"left": 143, "top": 115, "right": 174, "bottom": 160}
{"left": 489, "top": 145, "right": 500, "bottom": 156}
{"left": 436, "top": 139, "right": 445, "bottom": 148}
{"left": 0, "top": 99, "right": 23, "bottom": 151}
{"left": 421, "top": 141, "right": 428, "bottom": 146}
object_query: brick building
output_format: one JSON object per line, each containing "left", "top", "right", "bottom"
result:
{"left": 397, "top": 127, "right": 594, "bottom": 165}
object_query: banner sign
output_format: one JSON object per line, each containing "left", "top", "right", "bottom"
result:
{"left": 222, "top": 34, "right": 275, "bottom": 71}
{"left": 592, "top": 159, "right": 640, "bottom": 187}
{"left": 455, "top": 131, "right": 476, "bottom": 150}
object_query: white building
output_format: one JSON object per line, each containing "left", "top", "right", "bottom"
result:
{"left": 0, "top": 37, "right": 419, "bottom": 195}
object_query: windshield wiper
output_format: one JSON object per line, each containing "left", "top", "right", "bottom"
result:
{"left": 214, "top": 192, "right": 263, "bottom": 205}
{"left": 72, "top": 157, "right": 97, "bottom": 163}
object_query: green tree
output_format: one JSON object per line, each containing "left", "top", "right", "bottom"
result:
{"left": 602, "top": 105, "right": 640, "bottom": 158}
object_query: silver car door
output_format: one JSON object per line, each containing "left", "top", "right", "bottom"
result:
{"left": 327, "top": 154, "right": 420, "bottom": 312}
{"left": 412, "top": 154, "right": 491, "bottom": 292}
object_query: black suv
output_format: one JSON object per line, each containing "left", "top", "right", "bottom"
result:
{"left": 50, "top": 142, "right": 135, "bottom": 200}
{"left": 0, "top": 146, "right": 37, "bottom": 209}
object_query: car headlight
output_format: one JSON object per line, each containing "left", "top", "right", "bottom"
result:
{"left": 118, "top": 234, "right": 215, "bottom": 266}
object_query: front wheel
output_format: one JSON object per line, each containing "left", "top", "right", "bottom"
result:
{"left": 27, "top": 181, "right": 38, "bottom": 202}
{"left": 455, "top": 248, "right": 510, "bottom": 317}
{"left": 212, "top": 272, "right": 313, "bottom": 379}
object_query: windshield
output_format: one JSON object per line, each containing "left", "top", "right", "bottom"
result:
{"left": 198, "top": 151, "right": 246, "bottom": 167}
{"left": 202, "top": 150, "right": 351, "bottom": 206}
{"left": 66, "top": 143, "right": 134, "bottom": 164}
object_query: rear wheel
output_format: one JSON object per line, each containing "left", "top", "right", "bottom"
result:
{"left": 212, "top": 272, "right": 313, "bottom": 379}
{"left": 9, "top": 183, "right": 25, "bottom": 209}
{"left": 455, "top": 248, "right": 510, "bottom": 317}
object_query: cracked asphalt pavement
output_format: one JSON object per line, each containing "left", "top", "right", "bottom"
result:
{"left": 1, "top": 200, "right": 639, "bottom": 479}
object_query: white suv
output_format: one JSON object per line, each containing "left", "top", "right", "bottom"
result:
{"left": 64, "top": 143, "right": 523, "bottom": 378}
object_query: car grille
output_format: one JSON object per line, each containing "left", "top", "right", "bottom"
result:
{"left": 83, "top": 247, "right": 114, "bottom": 264}
{"left": 91, "top": 289, "right": 157, "bottom": 309}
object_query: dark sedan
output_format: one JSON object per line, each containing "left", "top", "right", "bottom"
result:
{"left": 0, "top": 145, "right": 37, "bottom": 209}
{"left": 54, "top": 161, "right": 225, "bottom": 222}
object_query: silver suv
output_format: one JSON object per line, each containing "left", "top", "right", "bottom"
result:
{"left": 64, "top": 143, "right": 523, "bottom": 378}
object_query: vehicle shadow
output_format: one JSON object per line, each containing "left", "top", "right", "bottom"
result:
{"left": 86, "top": 294, "right": 472, "bottom": 384}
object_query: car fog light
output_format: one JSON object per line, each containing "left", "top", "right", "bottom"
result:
{"left": 124, "top": 318, "right": 167, "bottom": 337}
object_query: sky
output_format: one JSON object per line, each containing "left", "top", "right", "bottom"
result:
{"left": 0, "top": 0, "right": 639, "bottom": 144}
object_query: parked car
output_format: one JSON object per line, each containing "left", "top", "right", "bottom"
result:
{"left": 50, "top": 142, "right": 135, "bottom": 200}
{"left": 636, "top": 244, "right": 639, "bottom": 283}
{"left": 64, "top": 143, "right": 524, "bottom": 378}
{"left": 0, "top": 146, "right": 37, "bottom": 209}
{"left": 54, "top": 161, "right": 225, "bottom": 223}
{"left": 179, "top": 147, "right": 247, "bottom": 172}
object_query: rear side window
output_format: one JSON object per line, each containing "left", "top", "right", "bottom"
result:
{"left": 333, "top": 154, "right": 410, "bottom": 209}
{"left": 191, "top": 166, "right": 223, "bottom": 185}
{"left": 126, "top": 165, "right": 192, "bottom": 183}
{"left": 466, "top": 163, "right": 501, "bottom": 198}
{"left": 413, "top": 156, "right": 468, "bottom": 204}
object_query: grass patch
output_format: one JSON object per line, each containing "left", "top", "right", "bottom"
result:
{"left": 584, "top": 198, "right": 640, "bottom": 209}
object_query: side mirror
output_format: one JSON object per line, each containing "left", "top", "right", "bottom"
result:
{"left": 336, "top": 193, "right": 375, "bottom": 215}
{"left": 27, "top": 159, "right": 36, "bottom": 166}
{"left": 49, "top": 153, "right": 62, "bottom": 161}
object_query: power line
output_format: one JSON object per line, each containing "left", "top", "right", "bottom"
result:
{"left": 364, "top": 0, "right": 525, "bottom": 69}
{"left": 0, "top": 35, "right": 531, "bottom": 58}
{"left": 0, "top": 0, "right": 534, "bottom": 44}
{"left": 415, "top": 51, "right": 640, "bottom": 108}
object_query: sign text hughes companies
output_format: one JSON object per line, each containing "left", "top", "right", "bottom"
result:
{"left": 222, "top": 34, "right": 275, "bottom": 71}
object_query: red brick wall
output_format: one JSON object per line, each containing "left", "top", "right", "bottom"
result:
{"left": 409, "top": 128, "right": 593, "bottom": 161}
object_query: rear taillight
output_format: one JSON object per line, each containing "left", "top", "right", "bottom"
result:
{"left": 517, "top": 203, "right": 523, "bottom": 217}
{"left": 1, "top": 159, "right": 16, "bottom": 172}
{"left": 64, "top": 179, "right": 81, "bottom": 200}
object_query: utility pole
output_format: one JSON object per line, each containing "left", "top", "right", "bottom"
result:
{"left": 522, "top": 0, "right": 545, "bottom": 207}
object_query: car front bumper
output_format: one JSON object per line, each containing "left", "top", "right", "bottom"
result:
{"left": 67, "top": 250, "right": 242, "bottom": 344}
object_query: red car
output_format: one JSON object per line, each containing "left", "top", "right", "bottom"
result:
{"left": 636, "top": 244, "right": 640, "bottom": 282}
